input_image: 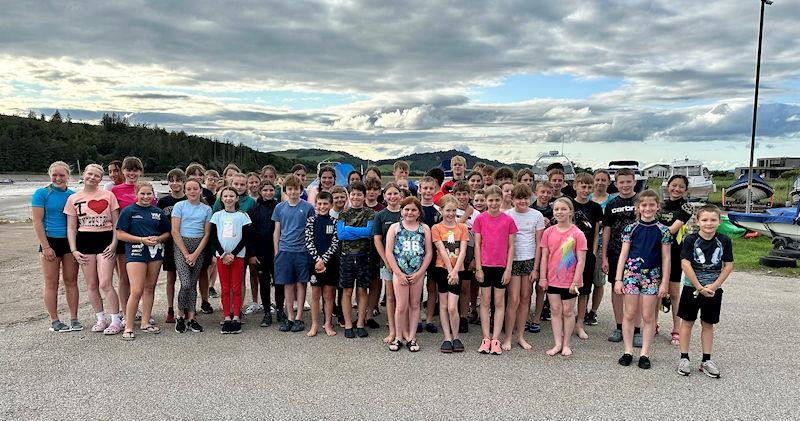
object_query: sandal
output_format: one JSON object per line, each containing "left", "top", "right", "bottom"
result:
{"left": 389, "top": 339, "right": 403, "bottom": 352}
{"left": 103, "top": 321, "right": 122, "bottom": 335}
{"left": 407, "top": 339, "right": 420, "bottom": 352}
{"left": 670, "top": 331, "right": 680, "bottom": 346}
{"left": 141, "top": 324, "right": 161, "bottom": 334}
{"left": 121, "top": 331, "right": 135, "bottom": 341}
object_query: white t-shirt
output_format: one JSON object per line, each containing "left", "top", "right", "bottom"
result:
{"left": 456, "top": 207, "right": 480, "bottom": 247}
{"left": 505, "top": 208, "right": 545, "bottom": 261}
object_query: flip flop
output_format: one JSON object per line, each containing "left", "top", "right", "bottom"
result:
{"left": 389, "top": 339, "right": 403, "bottom": 352}
{"left": 407, "top": 339, "right": 420, "bottom": 352}
{"left": 121, "top": 331, "right": 135, "bottom": 341}
{"left": 141, "top": 324, "right": 161, "bottom": 334}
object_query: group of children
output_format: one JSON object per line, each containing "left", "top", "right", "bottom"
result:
{"left": 33, "top": 155, "right": 734, "bottom": 377}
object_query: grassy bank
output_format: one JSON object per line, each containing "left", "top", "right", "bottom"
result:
{"left": 731, "top": 235, "right": 799, "bottom": 277}
{"left": 647, "top": 175, "right": 798, "bottom": 206}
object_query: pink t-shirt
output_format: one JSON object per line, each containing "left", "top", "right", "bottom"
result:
{"left": 540, "top": 224, "right": 588, "bottom": 288}
{"left": 111, "top": 183, "right": 153, "bottom": 210}
{"left": 472, "top": 212, "right": 518, "bottom": 267}
{"left": 64, "top": 189, "right": 120, "bottom": 232}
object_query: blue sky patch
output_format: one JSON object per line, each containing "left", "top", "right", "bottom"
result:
{"left": 472, "top": 73, "right": 623, "bottom": 103}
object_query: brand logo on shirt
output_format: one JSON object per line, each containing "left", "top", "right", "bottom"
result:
{"left": 132, "top": 215, "right": 143, "bottom": 219}
{"left": 611, "top": 205, "right": 636, "bottom": 214}
{"left": 151, "top": 213, "right": 161, "bottom": 220}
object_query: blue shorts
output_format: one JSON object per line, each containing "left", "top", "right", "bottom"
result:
{"left": 125, "top": 243, "right": 164, "bottom": 263}
{"left": 274, "top": 250, "right": 311, "bottom": 285}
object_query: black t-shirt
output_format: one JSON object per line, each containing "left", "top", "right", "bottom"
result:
{"left": 680, "top": 233, "right": 733, "bottom": 286}
{"left": 560, "top": 184, "right": 577, "bottom": 199}
{"left": 657, "top": 198, "right": 693, "bottom": 244}
{"left": 201, "top": 188, "right": 216, "bottom": 207}
{"left": 571, "top": 198, "right": 603, "bottom": 252}
{"left": 530, "top": 202, "right": 553, "bottom": 223}
{"left": 156, "top": 195, "right": 186, "bottom": 219}
{"left": 422, "top": 204, "right": 441, "bottom": 228}
{"left": 602, "top": 194, "right": 637, "bottom": 257}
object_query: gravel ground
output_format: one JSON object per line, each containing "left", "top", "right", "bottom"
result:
{"left": 1, "top": 223, "right": 798, "bottom": 420}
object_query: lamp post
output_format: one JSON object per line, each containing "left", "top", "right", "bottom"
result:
{"left": 746, "top": 0, "right": 773, "bottom": 213}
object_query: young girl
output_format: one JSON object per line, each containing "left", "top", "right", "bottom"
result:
{"left": 171, "top": 179, "right": 212, "bottom": 333}
{"left": 385, "top": 197, "right": 432, "bottom": 352}
{"left": 308, "top": 166, "right": 337, "bottom": 204}
{"left": 65, "top": 164, "right": 121, "bottom": 335}
{"left": 586, "top": 169, "right": 616, "bottom": 326}
{"left": 499, "top": 181, "right": 514, "bottom": 212}
{"left": 246, "top": 172, "right": 261, "bottom": 200}
{"left": 32, "top": 161, "right": 79, "bottom": 332}
{"left": 248, "top": 180, "right": 280, "bottom": 326}
{"left": 431, "top": 195, "right": 468, "bottom": 353}
{"left": 658, "top": 175, "right": 692, "bottom": 346}
{"left": 116, "top": 182, "right": 171, "bottom": 340}
{"left": 373, "top": 183, "right": 403, "bottom": 348}
{"left": 210, "top": 187, "right": 252, "bottom": 334}
{"left": 473, "top": 185, "right": 517, "bottom": 355}
{"left": 347, "top": 170, "right": 362, "bottom": 188}
{"left": 614, "top": 190, "right": 671, "bottom": 369}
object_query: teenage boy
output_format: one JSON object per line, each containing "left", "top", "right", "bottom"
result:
{"left": 336, "top": 181, "right": 375, "bottom": 338}
{"left": 305, "top": 191, "right": 340, "bottom": 337}
{"left": 272, "top": 175, "right": 315, "bottom": 333}
{"left": 419, "top": 176, "right": 441, "bottom": 333}
{"left": 546, "top": 164, "right": 577, "bottom": 198}
{"left": 602, "top": 168, "right": 640, "bottom": 345}
{"left": 570, "top": 173, "right": 603, "bottom": 340}
{"left": 677, "top": 205, "right": 734, "bottom": 378}
{"left": 393, "top": 160, "right": 418, "bottom": 196}
{"left": 157, "top": 168, "right": 187, "bottom": 323}
{"left": 441, "top": 155, "right": 467, "bottom": 194}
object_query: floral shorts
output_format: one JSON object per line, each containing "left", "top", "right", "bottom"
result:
{"left": 622, "top": 258, "right": 661, "bottom": 295}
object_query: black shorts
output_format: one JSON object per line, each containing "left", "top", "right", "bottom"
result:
{"left": 669, "top": 243, "right": 683, "bottom": 282}
{"left": 339, "top": 253, "right": 371, "bottom": 289}
{"left": 479, "top": 266, "right": 506, "bottom": 289}
{"left": 431, "top": 267, "right": 461, "bottom": 295}
{"left": 677, "top": 285, "right": 722, "bottom": 324}
{"left": 201, "top": 245, "right": 214, "bottom": 270}
{"left": 39, "top": 237, "right": 70, "bottom": 257}
{"left": 578, "top": 253, "right": 596, "bottom": 296}
{"left": 511, "top": 259, "right": 534, "bottom": 276}
{"left": 463, "top": 245, "right": 474, "bottom": 268}
{"left": 311, "top": 257, "right": 340, "bottom": 288}
{"left": 162, "top": 240, "right": 176, "bottom": 272}
{"left": 547, "top": 286, "right": 579, "bottom": 300}
{"left": 76, "top": 230, "right": 113, "bottom": 255}
{"left": 607, "top": 253, "right": 620, "bottom": 285}
{"left": 115, "top": 241, "right": 126, "bottom": 256}
{"left": 256, "top": 253, "right": 274, "bottom": 278}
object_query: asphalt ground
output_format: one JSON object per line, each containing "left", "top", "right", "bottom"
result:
{"left": 1, "top": 223, "right": 798, "bottom": 420}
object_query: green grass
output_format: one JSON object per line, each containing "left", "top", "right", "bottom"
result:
{"left": 647, "top": 176, "right": 796, "bottom": 206}
{"left": 730, "top": 235, "right": 800, "bottom": 277}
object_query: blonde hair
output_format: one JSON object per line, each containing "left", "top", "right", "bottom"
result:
{"left": 439, "top": 194, "right": 458, "bottom": 209}
{"left": 135, "top": 181, "right": 154, "bottom": 194}
{"left": 451, "top": 155, "right": 466, "bottom": 166}
{"left": 83, "top": 163, "right": 104, "bottom": 176}
{"left": 48, "top": 161, "right": 71, "bottom": 176}
{"left": 553, "top": 197, "right": 574, "bottom": 222}
{"left": 484, "top": 185, "right": 502, "bottom": 199}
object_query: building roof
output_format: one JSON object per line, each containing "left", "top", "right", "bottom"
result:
{"left": 642, "top": 163, "right": 669, "bottom": 171}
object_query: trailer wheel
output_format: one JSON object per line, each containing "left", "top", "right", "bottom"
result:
{"left": 759, "top": 255, "right": 797, "bottom": 268}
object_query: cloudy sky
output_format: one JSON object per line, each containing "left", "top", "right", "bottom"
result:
{"left": 2, "top": 1, "right": 799, "bottom": 170}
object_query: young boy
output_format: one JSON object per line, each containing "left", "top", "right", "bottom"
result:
{"left": 570, "top": 173, "right": 603, "bottom": 340}
{"left": 419, "top": 176, "right": 441, "bottom": 333}
{"left": 329, "top": 185, "right": 348, "bottom": 219}
{"left": 364, "top": 176, "right": 384, "bottom": 328}
{"left": 305, "top": 191, "right": 340, "bottom": 337}
{"left": 547, "top": 165, "right": 577, "bottom": 198}
{"left": 441, "top": 155, "right": 467, "bottom": 194}
{"left": 365, "top": 177, "right": 385, "bottom": 212}
{"left": 482, "top": 165, "right": 496, "bottom": 187}
{"left": 677, "top": 205, "right": 733, "bottom": 378}
{"left": 472, "top": 189, "right": 487, "bottom": 213}
{"left": 272, "top": 175, "right": 315, "bottom": 333}
{"left": 531, "top": 181, "right": 555, "bottom": 225}
{"left": 336, "top": 181, "right": 375, "bottom": 338}
{"left": 248, "top": 180, "right": 280, "bottom": 326}
{"left": 453, "top": 181, "right": 478, "bottom": 331}
{"left": 157, "top": 168, "right": 186, "bottom": 324}
{"left": 493, "top": 167, "right": 515, "bottom": 186}
{"left": 393, "top": 160, "right": 418, "bottom": 196}
{"left": 602, "top": 168, "right": 640, "bottom": 345}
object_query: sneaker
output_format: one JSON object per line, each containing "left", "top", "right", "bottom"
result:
{"left": 618, "top": 353, "right": 633, "bottom": 366}
{"left": 452, "top": 339, "right": 465, "bottom": 353}
{"left": 279, "top": 319, "right": 293, "bottom": 332}
{"left": 700, "top": 360, "right": 721, "bottom": 378}
{"left": 440, "top": 341, "right": 453, "bottom": 353}
{"left": 356, "top": 327, "right": 369, "bottom": 338}
{"left": 458, "top": 317, "right": 468, "bottom": 334}
{"left": 200, "top": 301, "right": 214, "bottom": 314}
{"left": 416, "top": 322, "right": 424, "bottom": 333}
{"left": 478, "top": 338, "right": 491, "bottom": 354}
{"left": 638, "top": 355, "right": 651, "bottom": 369}
{"left": 344, "top": 328, "right": 355, "bottom": 338}
{"left": 608, "top": 328, "right": 623, "bottom": 342}
{"left": 372, "top": 308, "right": 380, "bottom": 317}
{"left": 490, "top": 339, "right": 502, "bottom": 355}
{"left": 260, "top": 313, "right": 272, "bottom": 327}
{"left": 291, "top": 320, "right": 305, "bottom": 332}
{"left": 366, "top": 318, "right": 380, "bottom": 329}
{"left": 303, "top": 300, "right": 311, "bottom": 311}
{"left": 165, "top": 310, "right": 176, "bottom": 324}
{"left": 584, "top": 311, "right": 598, "bottom": 326}
{"left": 528, "top": 323, "right": 541, "bottom": 333}
{"left": 49, "top": 320, "right": 71, "bottom": 333}
{"left": 541, "top": 307, "right": 551, "bottom": 321}
{"left": 208, "top": 287, "right": 219, "bottom": 298}
{"left": 425, "top": 322, "right": 438, "bottom": 333}
{"left": 221, "top": 320, "right": 232, "bottom": 334}
{"left": 175, "top": 317, "right": 187, "bottom": 333}
{"left": 243, "top": 302, "right": 259, "bottom": 316}
{"left": 662, "top": 296, "right": 671, "bottom": 313}
{"left": 70, "top": 320, "right": 84, "bottom": 331}
{"left": 677, "top": 358, "right": 692, "bottom": 376}
{"left": 230, "top": 320, "right": 242, "bottom": 334}
{"left": 187, "top": 319, "right": 204, "bottom": 333}
{"left": 91, "top": 319, "right": 109, "bottom": 332}
{"left": 633, "top": 332, "right": 643, "bottom": 348}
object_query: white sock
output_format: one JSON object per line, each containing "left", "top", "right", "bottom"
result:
{"left": 96, "top": 311, "right": 105, "bottom": 322}
{"left": 111, "top": 313, "right": 121, "bottom": 324}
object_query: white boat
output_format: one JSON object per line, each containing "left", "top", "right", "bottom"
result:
{"left": 607, "top": 160, "right": 648, "bottom": 193}
{"left": 661, "top": 158, "right": 715, "bottom": 202}
{"left": 791, "top": 175, "right": 800, "bottom": 204}
{"left": 532, "top": 150, "right": 576, "bottom": 182}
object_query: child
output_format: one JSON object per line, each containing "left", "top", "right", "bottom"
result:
{"left": 116, "top": 182, "right": 172, "bottom": 340}
{"left": 432, "top": 195, "right": 468, "bottom": 353}
{"left": 602, "top": 168, "right": 640, "bottom": 345}
{"left": 347, "top": 171, "right": 362, "bottom": 187}
{"left": 472, "top": 189, "right": 487, "bottom": 213}
{"left": 260, "top": 165, "right": 283, "bottom": 199}
{"left": 571, "top": 173, "right": 603, "bottom": 340}
{"left": 157, "top": 168, "right": 186, "bottom": 324}
{"left": 614, "top": 190, "right": 671, "bottom": 369}
{"left": 209, "top": 187, "right": 252, "bottom": 334}
{"left": 393, "top": 160, "right": 418, "bottom": 196}
{"left": 504, "top": 183, "right": 545, "bottom": 351}
{"left": 493, "top": 167, "right": 514, "bottom": 186}
{"left": 419, "top": 176, "right": 441, "bottom": 332}
{"left": 213, "top": 172, "right": 256, "bottom": 213}
{"left": 364, "top": 177, "right": 385, "bottom": 212}
{"left": 441, "top": 155, "right": 467, "bottom": 194}
{"left": 454, "top": 181, "right": 478, "bottom": 331}
{"left": 307, "top": 166, "right": 337, "bottom": 205}
{"left": 203, "top": 169, "right": 221, "bottom": 303}
{"left": 373, "top": 183, "right": 404, "bottom": 347}
{"left": 529, "top": 181, "right": 554, "bottom": 332}
{"left": 290, "top": 164, "right": 309, "bottom": 202}
{"left": 336, "top": 181, "right": 375, "bottom": 338}
{"left": 516, "top": 168, "right": 535, "bottom": 188}
{"left": 481, "top": 165, "right": 496, "bottom": 187}
{"left": 244, "top": 172, "right": 266, "bottom": 317}
{"left": 676, "top": 205, "right": 733, "bottom": 378}
{"left": 305, "top": 191, "right": 340, "bottom": 337}
{"left": 171, "top": 179, "right": 212, "bottom": 334}
{"left": 248, "top": 180, "right": 281, "bottom": 327}
{"left": 272, "top": 175, "right": 315, "bottom": 333}
{"left": 385, "top": 197, "right": 433, "bottom": 352}
{"left": 499, "top": 181, "right": 514, "bottom": 212}
{"left": 467, "top": 171, "right": 483, "bottom": 193}
{"left": 539, "top": 198, "right": 587, "bottom": 357}
{"left": 473, "top": 185, "right": 517, "bottom": 355}
{"left": 657, "top": 175, "right": 693, "bottom": 346}
{"left": 329, "top": 185, "right": 349, "bottom": 219}
{"left": 586, "top": 169, "right": 615, "bottom": 326}
{"left": 364, "top": 176, "right": 384, "bottom": 328}
{"left": 246, "top": 172, "right": 261, "bottom": 200}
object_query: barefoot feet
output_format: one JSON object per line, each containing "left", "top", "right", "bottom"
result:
{"left": 546, "top": 345, "right": 562, "bottom": 356}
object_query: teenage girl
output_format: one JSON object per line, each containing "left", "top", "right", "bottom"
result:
{"left": 65, "top": 164, "right": 121, "bottom": 334}
{"left": 431, "top": 195, "right": 468, "bottom": 353}
{"left": 373, "top": 183, "right": 403, "bottom": 348}
{"left": 171, "top": 179, "right": 212, "bottom": 333}
{"left": 116, "top": 182, "right": 172, "bottom": 340}
{"left": 307, "top": 166, "right": 337, "bottom": 204}
{"left": 385, "top": 197, "right": 433, "bottom": 353}
{"left": 32, "top": 161, "right": 79, "bottom": 332}
{"left": 539, "top": 198, "right": 587, "bottom": 357}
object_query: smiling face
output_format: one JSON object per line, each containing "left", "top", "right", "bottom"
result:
{"left": 442, "top": 201, "right": 458, "bottom": 222}
{"left": 247, "top": 175, "right": 261, "bottom": 195}
{"left": 107, "top": 164, "right": 123, "bottom": 185}
{"left": 552, "top": 200, "right": 573, "bottom": 223}
{"left": 187, "top": 170, "right": 204, "bottom": 184}
{"left": 259, "top": 184, "right": 275, "bottom": 201}
{"left": 548, "top": 174, "right": 564, "bottom": 192}
{"left": 136, "top": 185, "right": 154, "bottom": 206}
{"left": 123, "top": 168, "right": 141, "bottom": 185}
{"left": 501, "top": 183, "right": 514, "bottom": 203}
{"left": 168, "top": 177, "right": 184, "bottom": 195}
{"left": 575, "top": 181, "right": 592, "bottom": 201}
{"left": 401, "top": 202, "right": 420, "bottom": 221}
{"left": 205, "top": 174, "right": 219, "bottom": 191}
{"left": 519, "top": 173, "right": 533, "bottom": 187}
{"left": 384, "top": 186, "right": 401, "bottom": 207}
{"left": 615, "top": 174, "right": 635, "bottom": 196}
{"left": 535, "top": 185, "right": 553, "bottom": 204}
{"left": 697, "top": 210, "right": 721, "bottom": 236}
{"left": 284, "top": 185, "right": 301, "bottom": 202}
{"left": 513, "top": 196, "right": 530, "bottom": 211}
{"left": 419, "top": 181, "right": 436, "bottom": 200}
{"left": 231, "top": 176, "right": 247, "bottom": 195}
{"left": 332, "top": 192, "right": 348, "bottom": 210}
{"left": 637, "top": 196, "right": 659, "bottom": 220}
{"left": 468, "top": 174, "right": 483, "bottom": 191}
{"left": 320, "top": 171, "right": 335, "bottom": 190}
{"left": 315, "top": 197, "right": 331, "bottom": 216}
{"left": 668, "top": 178, "right": 687, "bottom": 200}
{"left": 220, "top": 189, "right": 238, "bottom": 208}
{"left": 485, "top": 193, "right": 502, "bottom": 214}
{"left": 83, "top": 166, "right": 103, "bottom": 188}
{"left": 349, "top": 189, "right": 365, "bottom": 208}
{"left": 473, "top": 193, "right": 486, "bottom": 211}
{"left": 455, "top": 191, "right": 470, "bottom": 207}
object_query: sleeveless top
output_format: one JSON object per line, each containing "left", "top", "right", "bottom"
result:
{"left": 392, "top": 222, "right": 426, "bottom": 275}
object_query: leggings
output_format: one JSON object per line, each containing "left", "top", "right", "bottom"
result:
{"left": 217, "top": 257, "right": 244, "bottom": 318}
{"left": 174, "top": 237, "right": 205, "bottom": 313}
{"left": 256, "top": 257, "right": 283, "bottom": 310}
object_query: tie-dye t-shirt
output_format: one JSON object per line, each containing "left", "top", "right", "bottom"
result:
{"left": 540, "top": 224, "right": 588, "bottom": 288}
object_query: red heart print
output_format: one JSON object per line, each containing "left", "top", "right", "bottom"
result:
{"left": 88, "top": 199, "right": 109, "bottom": 214}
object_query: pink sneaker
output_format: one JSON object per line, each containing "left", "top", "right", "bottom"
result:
{"left": 490, "top": 339, "right": 502, "bottom": 355}
{"left": 91, "top": 319, "right": 109, "bottom": 332}
{"left": 478, "top": 337, "right": 491, "bottom": 354}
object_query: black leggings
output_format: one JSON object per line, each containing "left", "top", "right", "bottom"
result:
{"left": 256, "top": 258, "right": 283, "bottom": 310}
